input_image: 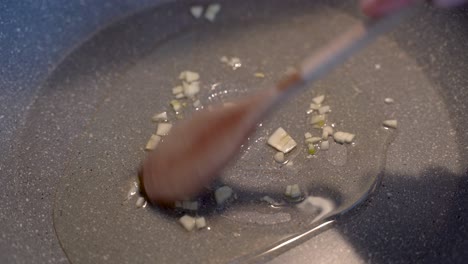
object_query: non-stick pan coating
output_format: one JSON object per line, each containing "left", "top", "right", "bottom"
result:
{"left": 1, "top": 1, "right": 467, "bottom": 263}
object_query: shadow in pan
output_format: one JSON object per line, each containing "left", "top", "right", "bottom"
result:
{"left": 337, "top": 166, "right": 468, "bottom": 263}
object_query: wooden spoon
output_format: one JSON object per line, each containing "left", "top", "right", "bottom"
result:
{"left": 139, "top": 10, "right": 409, "bottom": 205}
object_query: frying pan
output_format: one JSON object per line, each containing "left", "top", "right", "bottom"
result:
{"left": 1, "top": 0, "right": 467, "bottom": 263}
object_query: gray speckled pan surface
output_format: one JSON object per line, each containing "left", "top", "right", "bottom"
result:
{"left": 1, "top": 0, "right": 467, "bottom": 263}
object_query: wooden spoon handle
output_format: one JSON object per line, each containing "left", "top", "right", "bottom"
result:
{"left": 275, "top": 6, "right": 412, "bottom": 96}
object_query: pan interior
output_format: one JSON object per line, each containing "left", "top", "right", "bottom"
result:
{"left": 51, "top": 1, "right": 450, "bottom": 263}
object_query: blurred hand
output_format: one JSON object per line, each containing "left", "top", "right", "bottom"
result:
{"left": 360, "top": 0, "right": 468, "bottom": 17}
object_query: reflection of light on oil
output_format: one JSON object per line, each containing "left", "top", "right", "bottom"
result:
{"left": 297, "top": 196, "right": 336, "bottom": 223}
{"left": 258, "top": 220, "right": 334, "bottom": 258}
{"left": 125, "top": 181, "right": 138, "bottom": 201}
{"left": 208, "top": 86, "right": 231, "bottom": 102}
{"left": 208, "top": 92, "right": 219, "bottom": 101}
{"left": 270, "top": 204, "right": 284, "bottom": 209}
{"left": 253, "top": 136, "right": 266, "bottom": 145}
{"left": 211, "top": 82, "right": 221, "bottom": 90}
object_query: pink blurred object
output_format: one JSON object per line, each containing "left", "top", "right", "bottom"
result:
{"left": 361, "top": 0, "right": 467, "bottom": 18}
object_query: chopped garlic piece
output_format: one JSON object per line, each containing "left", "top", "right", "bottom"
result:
{"left": 305, "top": 137, "right": 321, "bottom": 144}
{"left": 170, "top": 100, "right": 182, "bottom": 112}
{"left": 267, "top": 127, "right": 297, "bottom": 153}
{"left": 384, "top": 97, "right": 395, "bottom": 104}
{"left": 190, "top": 6, "right": 204, "bottom": 18}
{"left": 310, "top": 114, "right": 326, "bottom": 125}
{"left": 172, "top": 86, "right": 183, "bottom": 95}
{"left": 307, "top": 144, "right": 317, "bottom": 155}
{"left": 254, "top": 72, "right": 265, "bottom": 78}
{"left": 333, "top": 132, "right": 347, "bottom": 144}
{"left": 285, "top": 184, "right": 301, "bottom": 199}
{"left": 215, "top": 186, "right": 233, "bottom": 205}
{"left": 290, "top": 184, "right": 301, "bottom": 198}
{"left": 195, "top": 217, "right": 206, "bottom": 229}
{"left": 151, "top": 112, "right": 167, "bottom": 122}
{"left": 135, "top": 197, "right": 146, "bottom": 208}
{"left": 304, "top": 132, "right": 312, "bottom": 139}
{"left": 230, "top": 57, "right": 241, "bottom": 64}
{"left": 179, "top": 70, "right": 199, "bottom": 81}
{"left": 309, "top": 103, "right": 320, "bottom": 110}
{"left": 145, "top": 134, "right": 161, "bottom": 151}
{"left": 186, "top": 71, "right": 200, "bottom": 83}
{"left": 183, "top": 81, "right": 200, "bottom": 98}
{"left": 345, "top": 134, "right": 355, "bottom": 143}
{"left": 318, "top": 105, "right": 331, "bottom": 114}
{"left": 383, "top": 119, "right": 398, "bottom": 129}
{"left": 274, "top": 152, "right": 285, "bottom": 163}
{"left": 175, "top": 93, "right": 185, "bottom": 99}
{"left": 156, "top": 123, "right": 172, "bottom": 136}
{"left": 193, "top": 99, "right": 202, "bottom": 108}
{"left": 205, "top": 3, "right": 221, "bottom": 22}
{"left": 179, "top": 215, "right": 196, "bottom": 231}
{"left": 312, "top": 95, "right": 325, "bottom": 105}
{"left": 220, "top": 56, "right": 242, "bottom": 70}
{"left": 322, "top": 126, "right": 333, "bottom": 139}
{"left": 321, "top": 140, "right": 330, "bottom": 150}
{"left": 229, "top": 57, "right": 242, "bottom": 70}
{"left": 333, "top": 131, "right": 355, "bottom": 144}
{"left": 178, "top": 71, "right": 186, "bottom": 80}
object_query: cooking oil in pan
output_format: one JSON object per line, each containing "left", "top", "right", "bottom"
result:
{"left": 51, "top": 2, "right": 415, "bottom": 263}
